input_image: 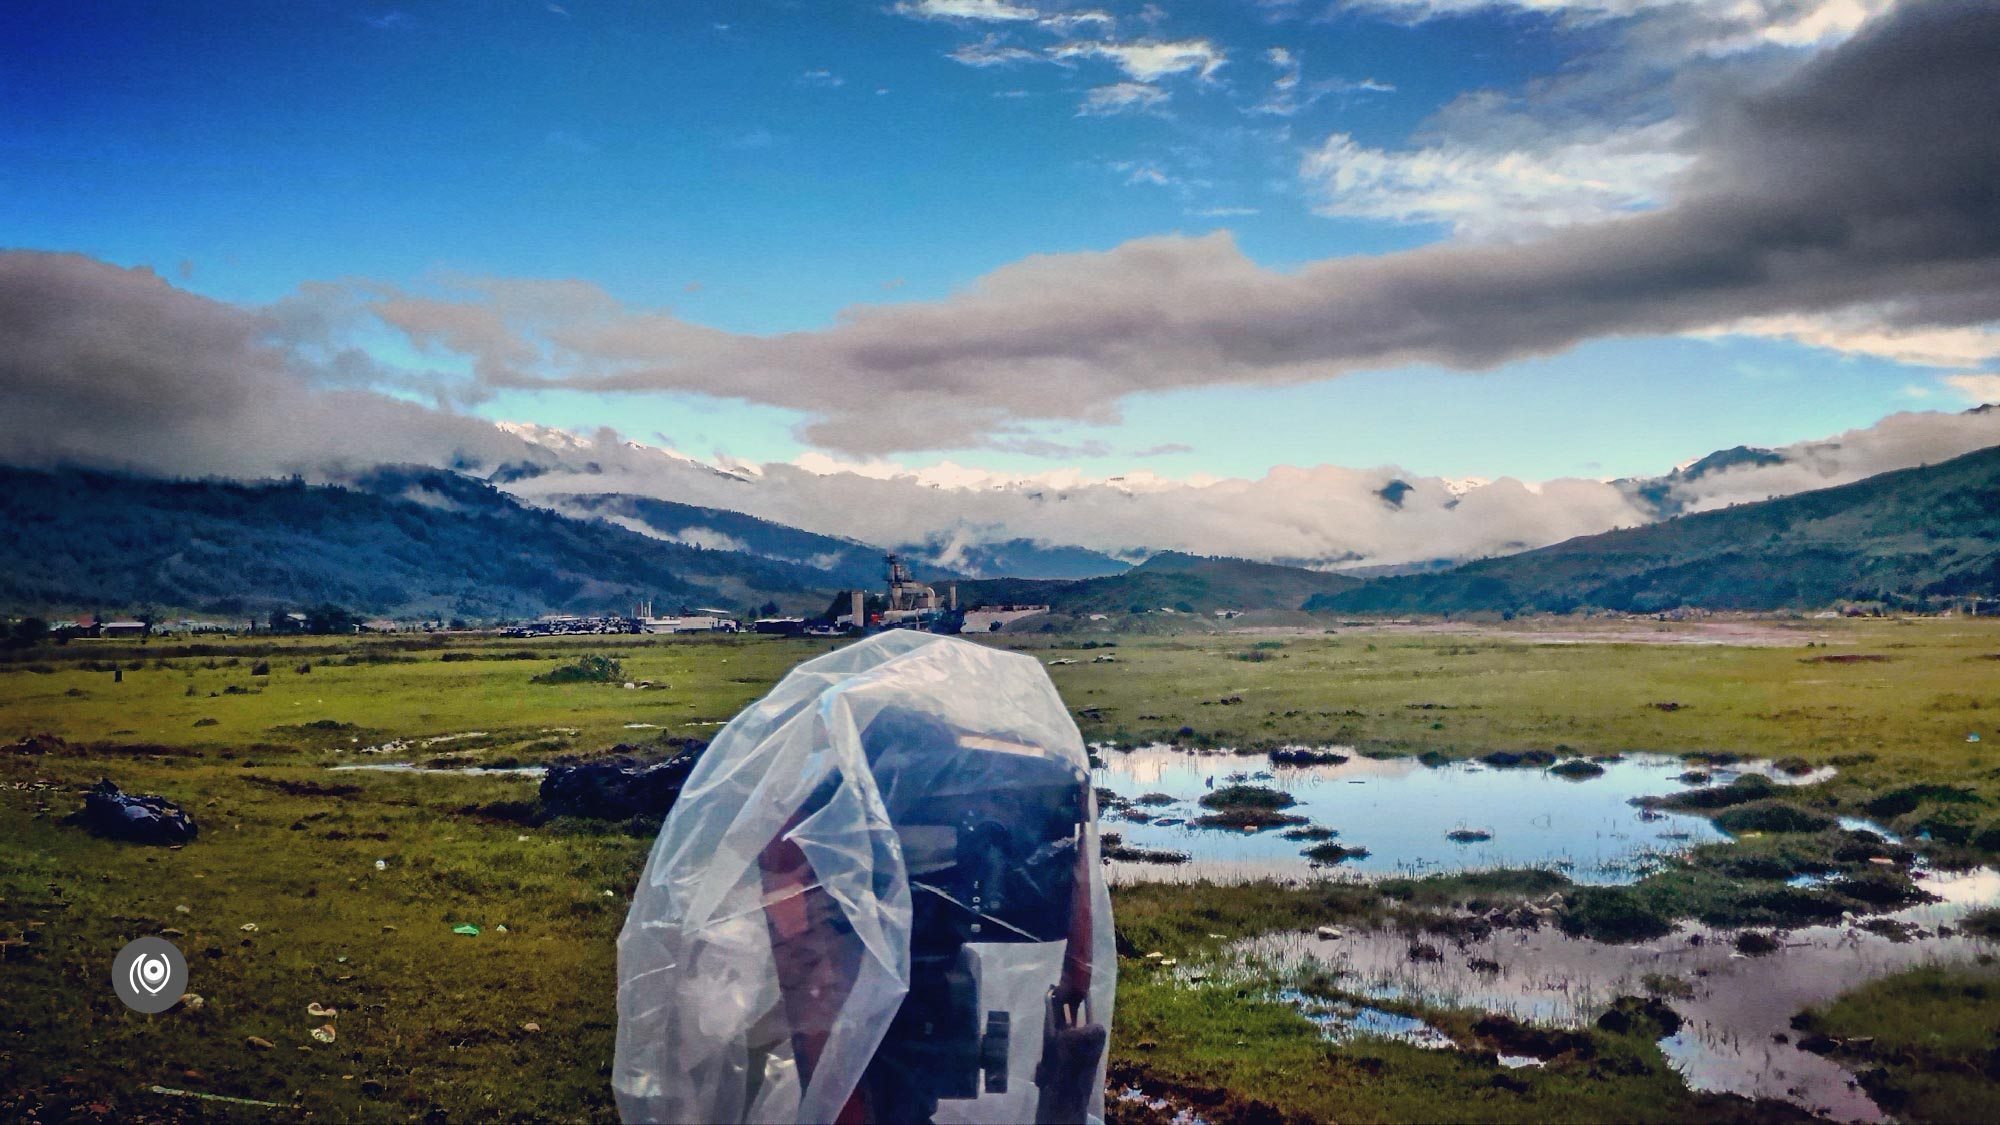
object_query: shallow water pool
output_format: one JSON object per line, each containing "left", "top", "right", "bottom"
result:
{"left": 1203, "top": 867, "right": 2000, "bottom": 1122}
{"left": 1095, "top": 745, "right": 1831, "bottom": 884}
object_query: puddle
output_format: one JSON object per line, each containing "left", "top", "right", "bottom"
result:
{"left": 1279, "top": 989, "right": 1457, "bottom": 1051}
{"left": 1095, "top": 746, "right": 1829, "bottom": 884}
{"left": 328, "top": 763, "right": 546, "bottom": 777}
{"left": 1198, "top": 867, "right": 2000, "bottom": 1122}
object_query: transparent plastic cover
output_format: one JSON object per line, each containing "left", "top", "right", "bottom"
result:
{"left": 615, "top": 631, "right": 1115, "bottom": 1124}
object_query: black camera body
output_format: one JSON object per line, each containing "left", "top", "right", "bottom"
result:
{"left": 855, "top": 707, "right": 1091, "bottom": 1120}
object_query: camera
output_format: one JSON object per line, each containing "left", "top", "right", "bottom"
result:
{"left": 851, "top": 707, "right": 1092, "bottom": 1119}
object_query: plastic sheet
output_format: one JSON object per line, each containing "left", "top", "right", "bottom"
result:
{"left": 615, "top": 631, "right": 1114, "bottom": 1124}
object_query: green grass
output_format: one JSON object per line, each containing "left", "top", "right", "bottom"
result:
{"left": 5, "top": 617, "right": 1999, "bottom": 1120}
{"left": 1796, "top": 964, "right": 2000, "bottom": 1123}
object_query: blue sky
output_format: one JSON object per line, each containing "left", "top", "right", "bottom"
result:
{"left": 3, "top": 0, "right": 1986, "bottom": 483}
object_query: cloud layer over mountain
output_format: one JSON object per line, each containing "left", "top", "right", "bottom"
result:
{"left": 4, "top": 240, "right": 1998, "bottom": 570}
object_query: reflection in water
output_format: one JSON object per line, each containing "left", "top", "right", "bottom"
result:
{"left": 1199, "top": 868, "right": 2000, "bottom": 1123}
{"left": 1095, "top": 745, "right": 1827, "bottom": 885}
{"left": 1278, "top": 989, "right": 1457, "bottom": 1050}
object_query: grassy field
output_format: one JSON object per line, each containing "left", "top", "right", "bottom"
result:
{"left": 3, "top": 617, "right": 1997, "bottom": 1121}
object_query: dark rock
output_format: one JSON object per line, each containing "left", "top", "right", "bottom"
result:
{"left": 74, "top": 779, "right": 199, "bottom": 844}
{"left": 539, "top": 747, "right": 703, "bottom": 820}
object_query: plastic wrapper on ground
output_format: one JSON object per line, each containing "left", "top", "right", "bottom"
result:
{"left": 615, "top": 631, "right": 1115, "bottom": 1124}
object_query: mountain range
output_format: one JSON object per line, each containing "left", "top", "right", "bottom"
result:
{"left": 2, "top": 434, "right": 1996, "bottom": 620}
{"left": 956, "top": 552, "right": 1361, "bottom": 617}
{"left": 1309, "top": 443, "right": 2000, "bottom": 615}
{"left": 0, "top": 465, "right": 842, "bottom": 620}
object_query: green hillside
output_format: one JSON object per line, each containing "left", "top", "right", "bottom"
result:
{"left": 1311, "top": 444, "right": 2000, "bottom": 615}
{"left": 0, "top": 466, "right": 842, "bottom": 620}
{"left": 959, "top": 550, "right": 1363, "bottom": 615}
{"left": 546, "top": 492, "right": 890, "bottom": 588}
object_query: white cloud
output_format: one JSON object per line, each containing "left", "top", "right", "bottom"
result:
{"left": 1051, "top": 38, "right": 1226, "bottom": 82}
{"left": 490, "top": 405, "right": 2000, "bottom": 569}
{"left": 1038, "top": 9, "right": 1115, "bottom": 31}
{"left": 1191, "top": 205, "right": 1259, "bottom": 217}
{"left": 1251, "top": 74, "right": 1395, "bottom": 117}
{"left": 1348, "top": 0, "right": 1899, "bottom": 56}
{"left": 947, "top": 34, "right": 1042, "bottom": 66}
{"left": 8, "top": 8, "right": 1994, "bottom": 468}
{"left": 1266, "top": 47, "right": 1300, "bottom": 89}
{"left": 894, "top": 0, "right": 1040, "bottom": 21}
{"left": 10, "top": 250, "right": 2000, "bottom": 571}
{"left": 1301, "top": 121, "right": 1691, "bottom": 238}
{"left": 1107, "top": 160, "right": 1181, "bottom": 187}
{"left": 1707, "top": 310, "right": 2000, "bottom": 369}
{"left": 1944, "top": 373, "right": 2000, "bottom": 405}
{"left": 1078, "top": 82, "right": 1170, "bottom": 116}
{"left": 1658, "top": 408, "right": 2000, "bottom": 514}
{"left": 798, "top": 69, "right": 845, "bottom": 88}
